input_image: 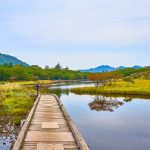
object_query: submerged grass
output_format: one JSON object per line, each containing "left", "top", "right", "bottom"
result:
{"left": 71, "top": 79, "right": 150, "bottom": 96}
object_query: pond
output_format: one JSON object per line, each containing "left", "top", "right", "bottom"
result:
{"left": 49, "top": 82, "right": 150, "bottom": 150}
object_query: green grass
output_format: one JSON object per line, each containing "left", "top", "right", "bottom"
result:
{"left": 0, "top": 83, "right": 35, "bottom": 125}
{"left": 71, "top": 79, "right": 150, "bottom": 96}
{"left": 3, "top": 93, "right": 34, "bottom": 115}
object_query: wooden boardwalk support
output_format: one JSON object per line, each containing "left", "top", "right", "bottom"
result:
{"left": 12, "top": 95, "right": 89, "bottom": 150}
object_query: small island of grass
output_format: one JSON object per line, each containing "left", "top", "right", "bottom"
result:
{"left": 71, "top": 79, "right": 150, "bottom": 96}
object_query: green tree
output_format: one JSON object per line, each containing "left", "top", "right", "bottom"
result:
{"left": 45, "top": 65, "right": 50, "bottom": 70}
{"left": 55, "top": 63, "right": 62, "bottom": 69}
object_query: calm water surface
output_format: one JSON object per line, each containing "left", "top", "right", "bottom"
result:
{"left": 49, "top": 83, "right": 150, "bottom": 150}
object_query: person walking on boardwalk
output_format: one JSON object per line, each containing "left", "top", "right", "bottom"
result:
{"left": 35, "top": 83, "right": 40, "bottom": 96}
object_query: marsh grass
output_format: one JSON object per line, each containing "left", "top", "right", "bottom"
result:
{"left": 15, "top": 80, "right": 54, "bottom": 85}
{"left": 0, "top": 83, "right": 35, "bottom": 124}
{"left": 0, "top": 80, "right": 55, "bottom": 125}
{"left": 71, "top": 79, "right": 150, "bottom": 96}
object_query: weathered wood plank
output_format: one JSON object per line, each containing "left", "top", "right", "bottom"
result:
{"left": 41, "top": 122, "right": 59, "bottom": 129}
{"left": 25, "top": 131, "right": 75, "bottom": 142}
{"left": 37, "top": 143, "right": 64, "bottom": 150}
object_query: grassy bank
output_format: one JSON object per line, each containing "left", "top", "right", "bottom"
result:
{"left": 0, "top": 80, "right": 55, "bottom": 124}
{"left": 71, "top": 79, "right": 150, "bottom": 96}
{"left": 0, "top": 83, "right": 37, "bottom": 124}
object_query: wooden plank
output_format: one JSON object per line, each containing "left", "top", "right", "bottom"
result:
{"left": 37, "top": 144, "right": 64, "bottom": 150}
{"left": 42, "top": 104, "right": 53, "bottom": 107}
{"left": 25, "top": 131, "right": 75, "bottom": 142}
{"left": 41, "top": 122, "right": 59, "bottom": 129}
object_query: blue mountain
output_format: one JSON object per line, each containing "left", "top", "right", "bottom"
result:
{"left": 80, "top": 65, "right": 142, "bottom": 73}
{"left": 132, "top": 65, "right": 142, "bottom": 69}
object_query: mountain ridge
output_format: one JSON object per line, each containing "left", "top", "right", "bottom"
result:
{"left": 0, "top": 53, "right": 29, "bottom": 66}
{"left": 80, "top": 65, "right": 143, "bottom": 73}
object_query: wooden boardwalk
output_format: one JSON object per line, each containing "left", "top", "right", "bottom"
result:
{"left": 12, "top": 95, "right": 89, "bottom": 150}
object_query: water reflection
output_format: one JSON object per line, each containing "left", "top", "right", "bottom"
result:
{"left": 49, "top": 82, "right": 93, "bottom": 98}
{"left": 48, "top": 87, "right": 136, "bottom": 113}
{"left": 48, "top": 83, "right": 150, "bottom": 150}
{"left": 89, "top": 96, "right": 124, "bottom": 112}
{"left": 123, "top": 97, "right": 133, "bottom": 102}
{"left": 49, "top": 88, "right": 70, "bottom": 98}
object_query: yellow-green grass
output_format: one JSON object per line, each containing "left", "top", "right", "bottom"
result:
{"left": 71, "top": 79, "right": 150, "bottom": 96}
{"left": 12, "top": 80, "right": 54, "bottom": 85}
{"left": 0, "top": 83, "right": 35, "bottom": 125}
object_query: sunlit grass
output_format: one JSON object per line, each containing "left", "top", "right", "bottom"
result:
{"left": 13, "top": 80, "right": 54, "bottom": 85}
{"left": 3, "top": 95, "right": 34, "bottom": 115}
{"left": 0, "top": 82, "right": 35, "bottom": 124}
{"left": 71, "top": 79, "right": 150, "bottom": 96}
{"left": 0, "top": 83, "right": 21, "bottom": 92}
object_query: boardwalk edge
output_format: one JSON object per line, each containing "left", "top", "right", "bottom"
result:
{"left": 12, "top": 95, "right": 41, "bottom": 150}
{"left": 53, "top": 94, "right": 90, "bottom": 150}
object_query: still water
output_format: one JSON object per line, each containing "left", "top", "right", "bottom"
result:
{"left": 49, "top": 82, "right": 150, "bottom": 150}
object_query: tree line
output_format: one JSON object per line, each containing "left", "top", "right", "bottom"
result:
{"left": 0, "top": 63, "right": 149, "bottom": 82}
{"left": 0, "top": 63, "right": 88, "bottom": 81}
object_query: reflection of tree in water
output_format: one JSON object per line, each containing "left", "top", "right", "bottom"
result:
{"left": 123, "top": 97, "right": 132, "bottom": 102}
{"left": 88, "top": 96, "right": 124, "bottom": 112}
{"left": 49, "top": 88, "right": 70, "bottom": 98}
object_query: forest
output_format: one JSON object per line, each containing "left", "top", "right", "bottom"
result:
{"left": 0, "top": 63, "right": 149, "bottom": 82}
{"left": 0, "top": 63, "right": 88, "bottom": 81}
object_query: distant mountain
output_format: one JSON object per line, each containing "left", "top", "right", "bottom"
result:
{"left": 0, "top": 53, "right": 29, "bottom": 66}
{"left": 117, "top": 66, "right": 126, "bottom": 69}
{"left": 132, "top": 65, "right": 142, "bottom": 69}
{"left": 80, "top": 65, "right": 143, "bottom": 73}
{"left": 80, "top": 65, "right": 115, "bottom": 73}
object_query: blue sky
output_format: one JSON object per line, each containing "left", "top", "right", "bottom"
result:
{"left": 0, "top": 0, "right": 150, "bottom": 69}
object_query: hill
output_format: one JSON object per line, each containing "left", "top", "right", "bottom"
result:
{"left": 116, "top": 66, "right": 150, "bottom": 78}
{"left": 80, "top": 65, "right": 143, "bottom": 73}
{"left": 0, "top": 53, "right": 29, "bottom": 66}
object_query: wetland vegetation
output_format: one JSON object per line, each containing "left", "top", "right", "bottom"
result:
{"left": 71, "top": 79, "right": 150, "bottom": 96}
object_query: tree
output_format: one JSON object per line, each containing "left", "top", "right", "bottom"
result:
{"left": 55, "top": 63, "right": 62, "bottom": 69}
{"left": 88, "top": 72, "right": 118, "bottom": 87}
{"left": 123, "top": 77, "right": 135, "bottom": 85}
{"left": 64, "top": 66, "right": 69, "bottom": 70}
{"left": 45, "top": 65, "right": 50, "bottom": 70}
